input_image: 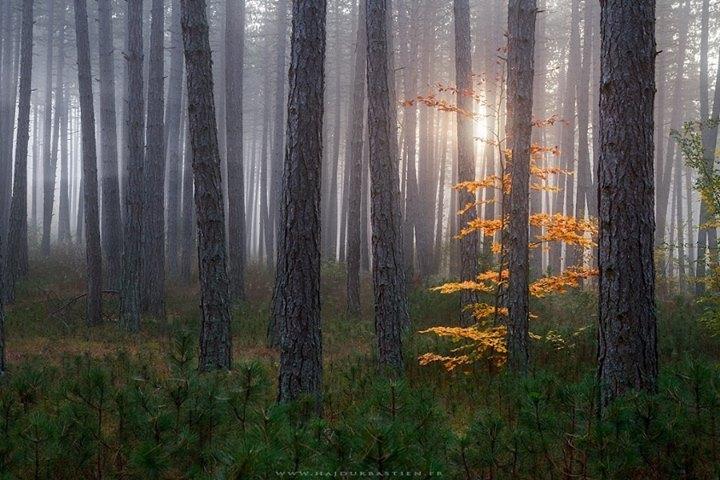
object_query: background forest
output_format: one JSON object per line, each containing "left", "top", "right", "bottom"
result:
{"left": 0, "top": 0, "right": 718, "bottom": 478}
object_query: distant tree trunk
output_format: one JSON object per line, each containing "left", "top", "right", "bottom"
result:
{"left": 270, "top": 0, "right": 289, "bottom": 262}
{"left": 73, "top": 0, "right": 103, "bottom": 326}
{"left": 597, "top": 0, "right": 657, "bottom": 408}
{"left": 571, "top": 0, "right": 594, "bottom": 267}
{"left": 58, "top": 100, "right": 71, "bottom": 243}
{"left": 97, "top": 0, "right": 123, "bottom": 289}
{"left": 120, "top": 0, "right": 144, "bottom": 332}
{"left": 180, "top": 0, "right": 233, "bottom": 370}
{"left": 166, "top": 0, "right": 184, "bottom": 277}
{"left": 180, "top": 104, "right": 196, "bottom": 284}
{"left": 505, "top": 0, "right": 536, "bottom": 374}
{"left": 5, "top": 0, "right": 34, "bottom": 303}
{"left": 453, "top": 0, "right": 479, "bottom": 326}
{"left": 41, "top": 0, "right": 56, "bottom": 256}
{"left": 274, "top": 0, "right": 326, "bottom": 410}
{"left": 225, "top": 0, "right": 246, "bottom": 302}
{"left": 366, "top": 0, "right": 408, "bottom": 372}
{"left": 31, "top": 104, "right": 39, "bottom": 242}
{"left": 549, "top": 0, "right": 579, "bottom": 274}
{"left": 346, "top": 0, "right": 366, "bottom": 317}
{"left": 142, "top": 0, "right": 166, "bottom": 319}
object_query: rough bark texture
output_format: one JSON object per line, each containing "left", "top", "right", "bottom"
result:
{"left": 120, "top": 0, "right": 144, "bottom": 332}
{"left": 453, "top": 0, "right": 479, "bottom": 326}
{"left": 273, "top": 0, "right": 326, "bottom": 410}
{"left": 225, "top": 0, "right": 246, "bottom": 302}
{"left": 506, "top": 0, "right": 536, "bottom": 374}
{"left": 346, "top": 0, "right": 366, "bottom": 317}
{"left": 180, "top": 0, "right": 233, "bottom": 371}
{"left": 5, "top": 0, "right": 34, "bottom": 304}
{"left": 366, "top": 0, "right": 408, "bottom": 373}
{"left": 597, "top": 0, "right": 658, "bottom": 408}
{"left": 143, "top": 0, "right": 166, "bottom": 319}
{"left": 97, "top": 0, "right": 123, "bottom": 289}
{"left": 73, "top": 0, "right": 104, "bottom": 326}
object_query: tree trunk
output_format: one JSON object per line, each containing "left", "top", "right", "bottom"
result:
{"left": 142, "top": 0, "right": 166, "bottom": 319}
{"left": 346, "top": 0, "right": 366, "bottom": 317}
{"left": 274, "top": 0, "right": 326, "bottom": 411}
{"left": 453, "top": 0, "right": 479, "bottom": 326}
{"left": 366, "top": 0, "right": 408, "bottom": 373}
{"left": 120, "top": 0, "right": 145, "bottom": 332}
{"left": 41, "top": 0, "right": 55, "bottom": 256}
{"left": 73, "top": 0, "right": 104, "bottom": 326}
{"left": 180, "top": 0, "right": 233, "bottom": 371}
{"left": 225, "top": 0, "right": 246, "bottom": 302}
{"left": 166, "top": 0, "right": 184, "bottom": 277}
{"left": 5, "top": 0, "right": 34, "bottom": 304}
{"left": 97, "top": 0, "right": 123, "bottom": 289}
{"left": 505, "top": 0, "right": 536, "bottom": 374}
{"left": 597, "top": 0, "right": 658, "bottom": 408}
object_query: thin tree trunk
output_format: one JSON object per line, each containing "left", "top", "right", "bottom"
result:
{"left": 166, "top": 0, "right": 184, "bottom": 277}
{"left": 180, "top": 0, "right": 232, "bottom": 370}
{"left": 505, "top": 0, "right": 536, "bottom": 374}
{"left": 346, "top": 0, "right": 366, "bottom": 317}
{"left": 225, "top": 0, "right": 246, "bottom": 301}
{"left": 73, "top": 0, "right": 104, "bottom": 326}
{"left": 366, "top": 0, "right": 408, "bottom": 372}
{"left": 41, "top": 0, "right": 56, "bottom": 256}
{"left": 597, "top": 0, "right": 658, "bottom": 408}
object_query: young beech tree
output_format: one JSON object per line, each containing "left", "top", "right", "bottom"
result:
{"left": 366, "top": 0, "right": 409, "bottom": 373}
{"left": 180, "top": 0, "right": 232, "bottom": 371}
{"left": 274, "top": 0, "right": 326, "bottom": 410}
{"left": 506, "top": 0, "right": 536, "bottom": 373}
{"left": 597, "top": 0, "right": 658, "bottom": 408}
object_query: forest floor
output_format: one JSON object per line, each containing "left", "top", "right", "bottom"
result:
{"left": 3, "top": 252, "right": 720, "bottom": 478}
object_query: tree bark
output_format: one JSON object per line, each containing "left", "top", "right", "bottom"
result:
{"left": 453, "top": 0, "right": 479, "bottom": 326}
{"left": 597, "top": 0, "right": 658, "bottom": 408}
{"left": 5, "top": 0, "right": 34, "bottom": 304}
{"left": 41, "top": 0, "right": 56, "bottom": 256}
{"left": 73, "top": 0, "right": 104, "bottom": 326}
{"left": 180, "top": 0, "right": 233, "bottom": 370}
{"left": 97, "top": 0, "right": 123, "bottom": 289}
{"left": 225, "top": 0, "right": 246, "bottom": 302}
{"left": 142, "top": 0, "right": 166, "bottom": 319}
{"left": 346, "top": 0, "right": 367, "bottom": 317}
{"left": 505, "top": 0, "right": 536, "bottom": 374}
{"left": 366, "top": 0, "right": 408, "bottom": 373}
{"left": 274, "top": 0, "right": 326, "bottom": 410}
{"left": 120, "top": 0, "right": 145, "bottom": 332}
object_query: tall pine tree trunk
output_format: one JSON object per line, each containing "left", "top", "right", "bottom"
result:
{"left": 597, "top": 0, "right": 658, "bottom": 408}
{"left": 180, "top": 0, "right": 232, "bottom": 370}
{"left": 143, "top": 0, "right": 166, "bottom": 319}
{"left": 225, "top": 0, "right": 246, "bottom": 301}
{"left": 98, "top": 0, "right": 123, "bottom": 288}
{"left": 505, "top": 0, "right": 536, "bottom": 374}
{"left": 366, "top": 0, "right": 408, "bottom": 372}
{"left": 120, "top": 0, "right": 145, "bottom": 332}
{"left": 5, "top": 0, "right": 34, "bottom": 304}
{"left": 453, "top": 0, "right": 479, "bottom": 326}
{"left": 274, "top": 0, "right": 326, "bottom": 410}
{"left": 73, "top": 0, "right": 103, "bottom": 326}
